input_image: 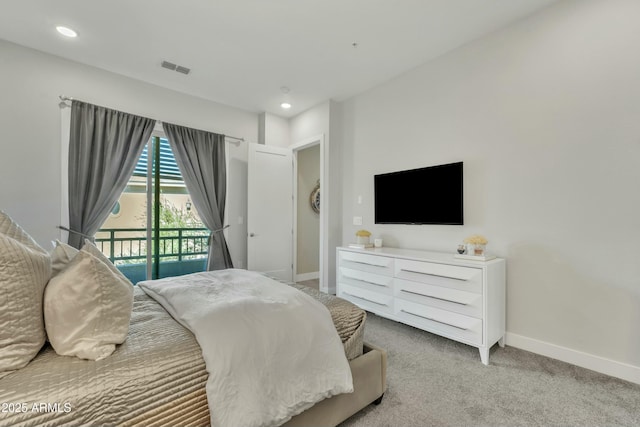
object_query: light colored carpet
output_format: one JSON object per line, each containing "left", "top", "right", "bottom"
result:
{"left": 340, "top": 313, "right": 640, "bottom": 427}
{"left": 297, "top": 279, "right": 319, "bottom": 290}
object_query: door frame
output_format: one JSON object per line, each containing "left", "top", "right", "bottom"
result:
{"left": 146, "top": 126, "right": 167, "bottom": 280}
{"left": 291, "top": 134, "right": 327, "bottom": 292}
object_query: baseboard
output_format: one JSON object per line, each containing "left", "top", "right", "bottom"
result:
{"left": 295, "top": 271, "right": 319, "bottom": 282}
{"left": 505, "top": 332, "right": 640, "bottom": 385}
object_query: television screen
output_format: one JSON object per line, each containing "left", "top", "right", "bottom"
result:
{"left": 374, "top": 162, "right": 463, "bottom": 225}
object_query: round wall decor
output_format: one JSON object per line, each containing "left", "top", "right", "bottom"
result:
{"left": 310, "top": 180, "right": 320, "bottom": 214}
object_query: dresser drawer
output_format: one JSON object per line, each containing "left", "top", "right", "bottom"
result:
{"left": 395, "top": 299, "right": 482, "bottom": 346}
{"left": 339, "top": 267, "right": 393, "bottom": 295}
{"left": 394, "top": 278, "right": 482, "bottom": 318}
{"left": 337, "top": 283, "right": 393, "bottom": 316}
{"left": 339, "top": 251, "right": 394, "bottom": 276}
{"left": 395, "top": 259, "right": 482, "bottom": 294}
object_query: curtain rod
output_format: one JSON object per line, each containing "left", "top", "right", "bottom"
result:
{"left": 58, "top": 95, "right": 245, "bottom": 142}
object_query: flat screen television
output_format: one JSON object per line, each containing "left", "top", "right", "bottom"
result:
{"left": 374, "top": 162, "right": 463, "bottom": 225}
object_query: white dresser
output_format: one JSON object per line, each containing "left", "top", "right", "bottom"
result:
{"left": 336, "top": 246, "right": 505, "bottom": 364}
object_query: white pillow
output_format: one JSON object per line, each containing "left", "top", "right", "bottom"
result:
{"left": 0, "top": 211, "right": 51, "bottom": 372}
{"left": 50, "top": 239, "right": 79, "bottom": 277}
{"left": 44, "top": 240, "right": 134, "bottom": 360}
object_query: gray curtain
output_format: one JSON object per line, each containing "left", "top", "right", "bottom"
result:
{"left": 68, "top": 101, "right": 155, "bottom": 248}
{"left": 162, "top": 122, "right": 233, "bottom": 270}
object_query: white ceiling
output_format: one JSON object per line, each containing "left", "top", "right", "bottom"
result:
{"left": 0, "top": 0, "right": 557, "bottom": 117}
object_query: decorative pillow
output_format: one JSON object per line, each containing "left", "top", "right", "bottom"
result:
{"left": 0, "top": 211, "right": 51, "bottom": 372}
{"left": 44, "top": 240, "right": 134, "bottom": 361}
{"left": 50, "top": 239, "right": 79, "bottom": 278}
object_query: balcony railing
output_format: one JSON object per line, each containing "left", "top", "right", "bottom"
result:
{"left": 95, "top": 227, "right": 209, "bottom": 265}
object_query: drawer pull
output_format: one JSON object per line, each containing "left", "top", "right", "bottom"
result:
{"left": 347, "top": 259, "right": 389, "bottom": 268}
{"left": 399, "top": 269, "right": 466, "bottom": 281}
{"left": 400, "top": 289, "right": 467, "bottom": 305}
{"left": 344, "top": 275, "right": 388, "bottom": 288}
{"left": 400, "top": 309, "right": 468, "bottom": 330}
{"left": 343, "top": 292, "right": 388, "bottom": 307}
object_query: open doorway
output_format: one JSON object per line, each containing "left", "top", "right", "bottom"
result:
{"left": 294, "top": 144, "right": 320, "bottom": 289}
{"left": 292, "top": 134, "right": 326, "bottom": 292}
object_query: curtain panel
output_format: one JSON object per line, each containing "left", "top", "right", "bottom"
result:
{"left": 67, "top": 101, "right": 155, "bottom": 248}
{"left": 162, "top": 122, "right": 233, "bottom": 271}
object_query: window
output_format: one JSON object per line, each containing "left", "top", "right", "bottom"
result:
{"left": 95, "top": 136, "right": 209, "bottom": 283}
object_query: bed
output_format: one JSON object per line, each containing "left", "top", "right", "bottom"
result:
{"left": 0, "top": 273, "right": 386, "bottom": 427}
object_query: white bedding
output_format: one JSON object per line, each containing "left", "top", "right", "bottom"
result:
{"left": 138, "top": 269, "right": 353, "bottom": 427}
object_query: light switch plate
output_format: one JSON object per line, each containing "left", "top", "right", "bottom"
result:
{"left": 353, "top": 216, "right": 363, "bottom": 225}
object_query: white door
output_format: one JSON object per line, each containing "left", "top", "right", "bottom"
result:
{"left": 247, "top": 143, "right": 293, "bottom": 281}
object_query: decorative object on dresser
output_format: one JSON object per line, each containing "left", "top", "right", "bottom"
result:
{"left": 349, "top": 230, "right": 373, "bottom": 249}
{"left": 456, "top": 234, "right": 495, "bottom": 261}
{"left": 463, "top": 234, "right": 488, "bottom": 256}
{"left": 454, "top": 253, "right": 496, "bottom": 262}
{"left": 336, "top": 246, "right": 505, "bottom": 365}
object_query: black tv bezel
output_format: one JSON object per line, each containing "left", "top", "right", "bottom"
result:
{"left": 374, "top": 161, "right": 463, "bottom": 225}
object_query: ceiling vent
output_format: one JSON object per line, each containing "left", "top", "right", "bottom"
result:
{"left": 161, "top": 60, "right": 177, "bottom": 70}
{"left": 161, "top": 60, "right": 190, "bottom": 75}
{"left": 175, "top": 65, "right": 191, "bottom": 75}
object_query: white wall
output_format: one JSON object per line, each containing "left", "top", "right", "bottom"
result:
{"left": 0, "top": 40, "right": 257, "bottom": 268}
{"left": 339, "top": 0, "right": 640, "bottom": 377}
{"left": 290, "top": 102, "right": 330, "bottom": 146}
{"left": 258, "top": 112, "right": 291, "bottom": 147}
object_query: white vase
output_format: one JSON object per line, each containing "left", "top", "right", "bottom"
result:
{"left": 357, "top": 236, "right": 370, "bottom": 245}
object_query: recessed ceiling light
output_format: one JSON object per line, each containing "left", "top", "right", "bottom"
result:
{"left": 280, "top": 102, "right": 292, "bottom": 109}
{"left": 56, "top": 26, "right": 78, "bottom": 38}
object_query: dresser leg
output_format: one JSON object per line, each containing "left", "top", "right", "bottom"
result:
{"left": 498, "top": 336, "right": 505, "bottom": 348}
{"left": 479, "top": 347, "right": 490, "bottom": 365}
